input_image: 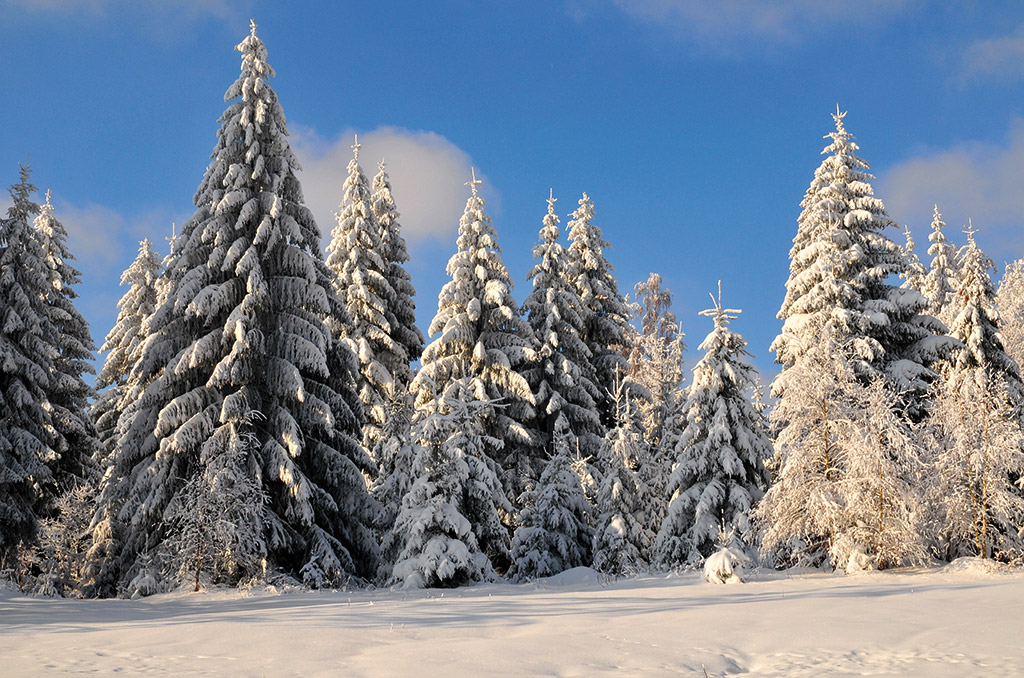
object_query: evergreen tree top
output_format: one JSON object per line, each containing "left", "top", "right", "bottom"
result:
{"left": 7, "top": 162, "right": 39, "bottom": 219}
{"left": 236, "top": 19, "right": 274, "bottom": 83}
{"left": 958, "top": 221, "right": 994, "bottom": 296}
{"left": 699, "top": 281, "right": 741, "bottom": 331}
{"left": 466, "top": 166, "right": 483, "bottom": 198}
{"left": 540, "top": 188, "right": 559, "bottom": 243}
{"left": 451, "top": 169, "right": 506, "bottom": 264}
{"left": 928, "top": 205, "right": 949, "bottom": 248}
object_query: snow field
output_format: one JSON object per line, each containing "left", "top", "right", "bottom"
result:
{"left": 2, "top": 563, "right": 1022, "bottom": 677}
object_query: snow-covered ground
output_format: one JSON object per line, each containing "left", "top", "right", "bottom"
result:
{"left": 2, "top": 560, "right": 1022, "bottom": 677}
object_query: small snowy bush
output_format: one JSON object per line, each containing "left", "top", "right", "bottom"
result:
{"left": 703, "top": 545, "right": 750, "bottom": 584}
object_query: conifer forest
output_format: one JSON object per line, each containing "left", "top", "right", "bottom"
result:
{"left": 5, "top": 21, "right": 1024, "bottom": 604}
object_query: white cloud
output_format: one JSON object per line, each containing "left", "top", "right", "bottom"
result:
{"left": 4, "top": 0, "right": 236, "bottom": 18}
{"left": 52, "top": 201, "right": 129, "bottom": 273}
{"left": 602, "top": 0, "right": 913, "bottom": 51}
{"left": 879, "top": 119, "right": 1024, "bottom": 265}
{"left": 959, "top": 23, "right": 1024, "bottom": 84}
{"left": 2, "top": 196, "right": 136, "bottom": 273}
{"left": 291, "top": 126, "right": 489, "bottom": 246}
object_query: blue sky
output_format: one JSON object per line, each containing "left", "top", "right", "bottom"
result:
{"left": 3, "top": 1, "right": 1024, "bottom": 382}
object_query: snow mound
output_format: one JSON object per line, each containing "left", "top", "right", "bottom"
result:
{"left": 704, "top": 546, "right": 749, "bottom": 584}
{"left": 942, "top": 557, "right": 1008, "bottom": 576}
{"left": 540, "top": 566, "right": 601, "bottom": 587}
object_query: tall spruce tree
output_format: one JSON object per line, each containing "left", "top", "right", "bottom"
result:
{"left": 0, "top": 165, "right": 58, "bottom": 566}
{"left": 88, "top": 22, "right": 378, "bottom": 594}
{"left": 770, "top": 108, "right": 951, "bottom": 422}
{"left": 945, "top": 224, "right": 1023, "bottom": 408}
{"left": 410, "top": 171, "right": 537, "bottom": 502}
{"left": 927, "top": 227, "right": 1024, "bottom": 563}
{"left": 508, "top": 414, "right": 594, "bottom": 582}
{"left": 655, "top": 287, "right": 770, "bottom": 569}
{"left": 922, "top": 206, "right": 958, "bottom": 326}
{"left": 326, "top": 138, "right": 400, "bottom": 453}
{"left": 565, "top": 193, "right": 632, "bottom": 429}
{"left": 93, "top": 239, "right": 163, "bottom": 461}
{"left": 625, "top": 273, "right": 686, "bottom": 556}
{"left": 900, "top": 225, "right": 927, "bottom": 293}
{"left": 33, "top": 191, "right": 99, "bottom": 487}
{"left": 521, "top": 190, "right": 603, "bottom": 468}
{"left": 370, "top": 160, "right": 423, "bottom": 390}
{"left": 386, "top": 378, "right": 505, "bottom": 588}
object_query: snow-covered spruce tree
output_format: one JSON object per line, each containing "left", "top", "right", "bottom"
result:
{"left": 508, "top": 414, "right": 595, "bottom": 582}
{"left": 900, "top": 225, "right": 927, "bottom": 294}
{"left": 370, "top": 159, "right": 423, "bottom": 390}
{"left": 770, "top": 108, "right": 953, "bottom": 422}
{"left": 326, "top": 139, "right": 403, "bottom": 453}
{"left": 386, "top": 378, "right": 505, "bottom": 588}
{"left": 655, "top": 287, "right": 770, "bottom": 570}
{"left": 927, "top": 373, "right": 1024, "bottom": 561}
{"left": 833, "top": 377, "right": 924, "bottom": 570}
{"left": 625, "top": 272, "right": 686, "bottom": 558}
{"left": 565, "top": 193, "right": 632, "bottom": 429}
{"left": 997, "top": 258, "right": 1024, "bottom": 373}
{"left": 33, "top": 191, "right": 99, "bottom": 489}
{"left": 411, "top": 171, "right": 537, "bottom": 503}
{"left": 948, "top": 224, "right": 1023, "bottom": 407}
{"left": 92, "top": 239, "right": 162, "bottom": 462}
{"left": 521, "top": 190, "right": 604, "bottom": 470}
{"left": 592, "top": 383, "right": 650, "bottom": 576}
{"left": 757, "top": 326, "right": 859, "bottom": 568}
{"left": 88, "top": 22, "right": 378, "bottom": 594}
{"left": 922, "top": 206, "right": 958, "bottom": 327}
{"left": 0, "top": 165, "right": 58, "bottom": 568}
{"left": 626, "top": 272, "right": 685, "bottom": 446}
{"left": 920, "top": 224, "right": 1024, "bottom": 561}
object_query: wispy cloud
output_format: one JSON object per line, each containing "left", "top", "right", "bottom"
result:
{"left": 0, "top": 0, "right": 250, "bottom": 37}
{"left": 598, "top": 0, "right": 913, "bottom": 52}
{"left": 291, "top": 126, "right": 490, "bottom": 248}
{"left": 879, "top": 119, "right": 1024, "bottom": 265}
{"left": 958, "top": 23, "right": 1024, "bottom": 85}
{"left": 0, "top": 189, "right": 183, "bottom": 344}
{"left": 4, "top": 0, "right": 237, "bottom": 18}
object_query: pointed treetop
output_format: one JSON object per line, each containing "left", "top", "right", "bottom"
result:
{"left": 352, "top": 134, "right": 361, "bottom": 161}
{"left": 547, "top": 188, "right": 557, "bottom": 213}
{"left": 964, "top": 218, "right": 978, "bottom": 244}
{"left": 44, "top": 189, "right": 53, "bottom": 208}
{"left": 235, "top": 17, "right": 273, "bottom": 81}
{"left": 18, "top": 159, "right": 31, "bottom": 187}
{"left": 377, "top": 159, "right": 387, "bottom": 173}
{"left": 466, "top": 167, "right": 482, "bottom": 197}
{"left": 699, "top": 280, "right": 742, "bottom": 329}
{"left": 829, "top": 105, "right": 850, "bottom": 141}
